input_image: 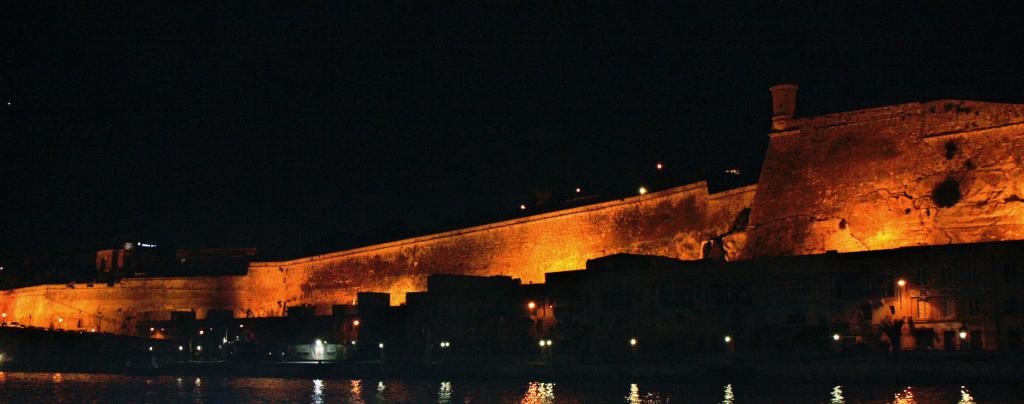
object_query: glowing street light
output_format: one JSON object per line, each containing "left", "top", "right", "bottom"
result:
{"left": 57, "top": 317, "right": 64, "bottom": 323}
{"left": 897, "top": 279, "right": 907, "bottom": 287}
{"left": 149, "top": 327, "right": 155, "bottom": 332}
{"left": 520, "top": 204, "right": 527, "bottom": 210}
{"left": 196, "top": 345, "right": 202, "bottom": 352}
{"left": 527, "top": 301, "right": 536, "bottom": 310}
{"left": 656, "top": 162, "right": 663, "bottom": 170}
{"left": 239, "top": 324, "right": 244, "bottom": 328}
{"left": 724, "top": 335, "right": 732, "bottom": 343}
{"left": 199, "top": 330, "right": 205, "bottom": 335}
{"left": 352, "top": 320, "right": 360, "bottom": 327}
{"left": 575, "top": 187, "right": 581, "bottom": 193}
{"left": 959, "top": 330, "right": 968, "bottom": 339}
{"left": 629, "top": 338, "right": 637, "bottom": 347}
{"left": 638, "top": 186, "right": 648, "bottom": 195}
{"left": 378, "top": 343, "right": 384, "bottom": 349}
{"left": 178, "top": 346, "right": 184, "bottom": 351}
{"left": 148, "top": 346, "right": 153, "bottom": 351}
{"left": 2, "top": 313, "right": 6, "bottom": 318}
{"left": 833, "top": 333, "right": 841, "bottom": 341}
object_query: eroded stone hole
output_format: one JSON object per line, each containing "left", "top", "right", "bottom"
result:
{"left": 933, "top": 177, "right": 961, "bottom": 208}
{"left": 944, "top": 141, "right": 957, "bottom": 160}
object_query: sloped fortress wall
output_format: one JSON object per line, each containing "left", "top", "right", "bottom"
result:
{"left": 244, "top": 182, "right": 754, "bottom": 309}
{"left": 1, "top": 182, "right": 755, "bottom": 328}
{"left": 745, "top": 99, "right": 1024, "bottom": 258}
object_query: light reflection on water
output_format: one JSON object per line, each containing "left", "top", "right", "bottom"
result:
{"left": 0, "top": 372, "right": 1016, "bottom": 403}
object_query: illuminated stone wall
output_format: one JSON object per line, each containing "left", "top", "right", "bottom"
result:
{"left": 244, "top": 182, "right": 755, "bottom": 309}
{"left": 1, "top": 182, "right": 755, "bottom": 329}
{"left": 6, "top": 96, "right": 1024, "bottom": 335}
{"left": 0, "top": 277, "right": 246, "bottom": 333}
{"left": 745, "top": 100, "right": 1024, "bottom": 258}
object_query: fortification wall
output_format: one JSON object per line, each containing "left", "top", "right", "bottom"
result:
{"left": 1, "top": 182, "right": 755, "bottom": 330}
{"left": 244, "top": 182, "right": 755, "bottom": 309}
{"left": 9, "top": 94, "right": 1024, "bottom": 335}
{"left": 0, "top": 276, "right": 245, "bottom": 333}
{"left": 745, "top": 99, "right": 1024, "bottom": 258}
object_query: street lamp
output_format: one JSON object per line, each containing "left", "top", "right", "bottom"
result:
{"left": 959, "top": 330, "right": 968, "bottom": 340}
{"left": 527, "top": 301, "right": 536, "bottom": 310}
{"left": 724, "top": 335, "right": 732, "bottom": 343}
{"left": 833, "top": 333, "right": 841, "bottom": 341}
{"left": 897, "top": 279, "right": 906, "bottom": 287}
{"left": 199, "top": 329, "right": 205, "bottom": 335}
{"left": 629, "top": 338, "right": 637, "bottom": 347}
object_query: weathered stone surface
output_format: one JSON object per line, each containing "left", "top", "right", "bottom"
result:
{"left": 6, "top": 96, "right": 1024, "bottom": 335}
{"left": 745, "top": 100, "right": 1024, "bottom": 258}
{"left": 1, "top": 182, "right": 754, "bottom": 330}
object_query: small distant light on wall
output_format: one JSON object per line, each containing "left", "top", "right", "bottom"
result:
{"left": 527, "top": 301, "right": 536, "bottom": 310}
{"left": 520, "top": 204, "right": 527, "bottom": 210}
{"left": 199, "top": 330, "right": 205, "bottom": 335}
{"left": 379, "top": 343, "right": 384, "bottom": 349}
{"left": 57, "top": 317, "right": 63, "bottom": 323}
{"left": 148, "top": 346, "right": 153, "bottom": 351}
{"left": 222, "top": 337, "right": 228, "bottom": 344}
{"left": 150, "top": 327, "right": 155, "bottom": 332}
{"left": 539, "top": 340, "right": 546, "bottom": 347}
{"left": 196, "top": 345, "right": 202, "bottom": 352}
{"left": 656, "top": 163, "right": 663, "bottom": 170}
{"left": 352, "top": 320, "right": 360, "bottom": 326}
{"left": 629, "top": 338, "right": 637, "bottom": 346}
{"left": 638, "top": 186, "right": 648, "bottom": 195}
{"left": 725, "top": 168, "right": 741, "bottom": 175}
{"left": 724, "top": 335, "right": 732, "bottom": 343}
{"left": 315, "top": 339, "right": 323, "bottom": 346}
{"left": 178, "top": 346, "right": 184, "bottom": 351}
{"left": 959, "top": 330, "right": 968, "bottom": 339}
{"left": 575, "top": 187, "right": 581, "bottom": 193}
{"left": 90, "top": 328, "right": 96, "bottom": 332}
{"left": 239, "top": 324, "right": 244, "bottom": 328}
{"left": 2, "top": 313, "right": 6, "bottom": 318}
{"left": 897, "top": 279, "right": 907, "bottom": 287}
{"left": 833, "top": 334, "right": 841, "bottom": 341}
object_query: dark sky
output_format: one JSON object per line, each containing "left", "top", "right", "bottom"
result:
{"left": 3, "top": 3, "right": 1024, "bottom": 259}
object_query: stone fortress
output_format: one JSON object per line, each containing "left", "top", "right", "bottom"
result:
{"left": 4, "top": 85, "right": 1024, "bottom": 335}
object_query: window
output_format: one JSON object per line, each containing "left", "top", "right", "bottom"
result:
{"left": 962, "top": 298, "right": 979, "bottom": 317}
{"left": 940, "top": 266, "right": 953, "bottom": 286}
{"left": 916, "top": 267, "right": 928, "bottom": 286}
{"left": 941, "top": 298, "right": 955, "bottom": 318}
{"left": 917, "top": 300, "right": 929, "bottom": 320}
{"left": 786, "top": 313, "right": 807, "bottom": 324}
{"left": 658, "top": 285, "right": 692, "bottom": 309}
{"left": 1005, "top": 263, "right": 1018, "bottom": 282}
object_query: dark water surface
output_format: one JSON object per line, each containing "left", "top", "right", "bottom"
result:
{"left": 0, "top": 371, "right": 1013, "bottom": 403}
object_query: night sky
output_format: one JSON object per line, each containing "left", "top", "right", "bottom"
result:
{"left": 3, "top": 3, "right": 1024, "bottom": 260}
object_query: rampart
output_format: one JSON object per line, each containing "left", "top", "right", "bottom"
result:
{"left": 745, "top": 99, "right": 1024, "bottom": 258}
{"left": 1, "top": 182, "right": 755, "bottom": 330}
{"left": 6, "top": 91, "right": 1024, "bottom": 336}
